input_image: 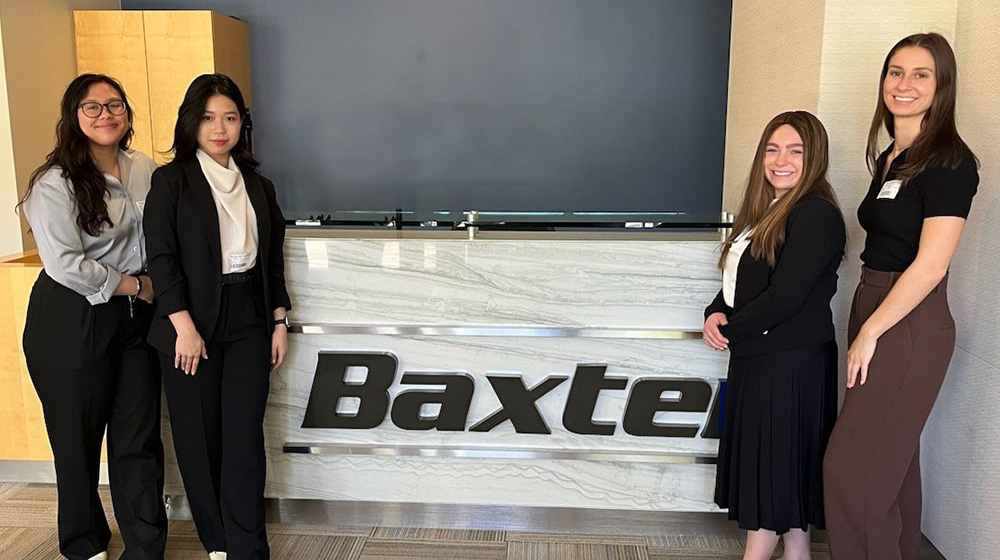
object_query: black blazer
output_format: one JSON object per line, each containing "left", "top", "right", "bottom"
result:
{"left": 143, "top": 157, "right": 292, "bottom": 355}
{"left": 705, "top": 194, "right": 846, "bottom": 357}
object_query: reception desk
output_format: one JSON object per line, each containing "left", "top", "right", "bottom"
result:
{"left": 2, "top": 231, "right": 729, "bottom": 512}
{"left": 165, "top": 230, "right": 727, "bottom": 511}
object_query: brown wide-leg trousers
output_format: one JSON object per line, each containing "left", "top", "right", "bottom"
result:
{"left": 823, "top": 267, "right": 956, "bottom": 560}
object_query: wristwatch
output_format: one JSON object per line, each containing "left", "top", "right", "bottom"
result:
{"left": 273, "top": 316, "right": 290, "bottom": 328}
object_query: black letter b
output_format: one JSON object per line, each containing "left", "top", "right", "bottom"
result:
{"left": 302, "top": 352, "right": 397, "bottom": 429}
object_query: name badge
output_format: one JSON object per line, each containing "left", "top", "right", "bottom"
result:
{"left": 877, "top": 179, "right": 902, "bottom": 200}
{"left": 228, "top": 251, "right": 253, "bottom": 271}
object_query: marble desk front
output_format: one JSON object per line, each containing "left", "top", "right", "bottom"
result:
{"left": 162, "top": 232, "right": 729, "bottom": 511}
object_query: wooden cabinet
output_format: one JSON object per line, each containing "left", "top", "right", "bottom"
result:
{"left": 73, "top": 11, "right": 154, "bottom": 157}
{"left": 0, "top": 252, "right": 45, "bottom": 460}
{"left": 74, "top": 10, "right": 251, "bottom": 164}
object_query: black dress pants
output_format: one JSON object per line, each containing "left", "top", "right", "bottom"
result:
{"left": 23, "top": 271, "right": 167, "bottom": 560}
{"left": 161, "top": 279, "right": 271, "bottom": 560}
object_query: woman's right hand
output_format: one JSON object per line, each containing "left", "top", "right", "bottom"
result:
{"left": 174, "top": 327, "right": 208, "bottom": 375}
{"left": 703, "top": 312, "right": 730, "bottom": 351}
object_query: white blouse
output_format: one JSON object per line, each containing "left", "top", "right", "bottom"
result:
{"left": 722, "top": 228, "right": 752, "bottom": 308}
{"left": 722, "top": 200, "right": 778, "bottom": 307}
{"left": 196, "top": 149, "right": 259, "bottom": 274}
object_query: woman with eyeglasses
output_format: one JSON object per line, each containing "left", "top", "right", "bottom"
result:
{"left": 19, "top": 74, "right": 167, "bottom": 560}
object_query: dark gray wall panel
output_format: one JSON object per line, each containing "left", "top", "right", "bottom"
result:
{"left": 123, "top": 0, "right": 731, "bottom": 216}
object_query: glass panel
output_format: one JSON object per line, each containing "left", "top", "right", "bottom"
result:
{"left": 287, "top": 209, "right": 728, "bottom": 230}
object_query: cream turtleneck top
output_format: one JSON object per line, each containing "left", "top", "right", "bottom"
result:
{"left": 196, "top": 149, "right": 259, "bottom": 274}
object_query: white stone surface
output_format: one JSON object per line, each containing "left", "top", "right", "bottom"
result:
{"left": 262, "top": 455, "right": 718, "bottom": 512}
{"left": 164, "top": 236, "right": 728, "bottom": 511}
{"left": 268, "top": 334, "right": 727, "bottom": 454}
{"left": 285, "top": 238, "right": 721, "bottom": 329}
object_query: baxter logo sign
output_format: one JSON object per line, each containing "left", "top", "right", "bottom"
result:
{"left": 302, "top": 352, "right": 721, "bottom": 439}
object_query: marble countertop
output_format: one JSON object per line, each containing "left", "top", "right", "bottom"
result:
{"left": 286, "top": 228, "right": 723, "bottom": 241}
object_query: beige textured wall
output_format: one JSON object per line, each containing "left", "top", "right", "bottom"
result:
{"left": 921, "top": 1, "right": 1000, "bottom": 558}
{"left": 0, "top": 0, "right": 120, "bottom": 253}
{"left": 721, "top": 0, "right": 826, "bottom": 213}
{"left": 0, "top": 20, "right": 18, "bottom": 257}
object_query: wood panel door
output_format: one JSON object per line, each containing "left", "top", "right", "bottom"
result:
{"left": 143, "top": 10, "right": 216, "bottom": 165}
{"left": 74, "top": 11, "right": 154, "bottom": 158}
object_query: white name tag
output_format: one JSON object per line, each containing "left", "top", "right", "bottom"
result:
{"left": 877, "top": 179, "right": 902, "bottom": 200}
{"left": 228, "top": 251, "right": 253, "bottom": 271}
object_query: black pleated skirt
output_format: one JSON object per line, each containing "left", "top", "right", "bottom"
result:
{"left": 714, "top": 340, "right": 838, "bottom": 534}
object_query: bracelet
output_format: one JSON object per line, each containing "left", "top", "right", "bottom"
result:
{"left": 127, "top": 275, "right": 142, "bottom": 319}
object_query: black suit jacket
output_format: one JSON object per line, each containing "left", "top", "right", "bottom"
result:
{"left": 705, "top": 194, "right": 846, "bottom": 357}
{"left": 143, "top": 157, "right": 292, "bottom": 355}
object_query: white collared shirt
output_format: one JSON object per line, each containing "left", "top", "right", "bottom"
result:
{"left": 722, "top": 228, "right": 752, "bottom": 307}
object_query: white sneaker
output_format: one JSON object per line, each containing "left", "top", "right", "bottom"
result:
{"left": 209, "top": 552, "right": 228, "bottom": 560}
{"left": 87, "top": 553, "right": 108, "bottom": 560}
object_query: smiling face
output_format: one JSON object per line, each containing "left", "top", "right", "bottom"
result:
{"left": 77, "top": 82, "right": 129, "bottom": 149}
{"left": 762, "top": 124, "right": 804, "bottom": 198}
{"left": 883, "top": 46, "right": 937, "bottom": 122}
{"left": 197, "top": 94, "right": 242, "bottom": 165}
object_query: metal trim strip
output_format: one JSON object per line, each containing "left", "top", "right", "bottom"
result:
{"left": 282, "top": 442, "right": 717, "bottom": 464}
{"left": 289, "top": 324, "right": 702, "bottom": 339}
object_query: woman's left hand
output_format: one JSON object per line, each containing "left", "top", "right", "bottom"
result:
{"left": 270, "top": 324, "right": 288, "bottom": 372}
{"left": 138, "top": 274, "right": 155, "bottom": 303}
{"left": 846, "top": 330, "right": 878, "bottom": 388}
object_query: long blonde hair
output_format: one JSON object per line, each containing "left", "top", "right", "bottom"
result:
{"left": 719, "top": 111, "right": 840, "bottom": 268}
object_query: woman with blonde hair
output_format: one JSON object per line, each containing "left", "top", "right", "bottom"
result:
{"left": 705, "top": 111, "right": 845, "bottom": 560}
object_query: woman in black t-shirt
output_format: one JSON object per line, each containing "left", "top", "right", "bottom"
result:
{"left": 823, "top": 33, "right": 979, "bottom": 560}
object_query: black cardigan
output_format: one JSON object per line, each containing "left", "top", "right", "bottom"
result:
{"left": 705, "top": 194, "right": 846, "bottom": 357}
{"left": 143, "top": 157, "right": 292, "bottom": 355}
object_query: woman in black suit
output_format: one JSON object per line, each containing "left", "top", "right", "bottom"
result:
{"left": 144, "top": 73, "right": 290, "bottom": 560}
{"left": 703, "top": 111, "right": 845, "bottom": 560}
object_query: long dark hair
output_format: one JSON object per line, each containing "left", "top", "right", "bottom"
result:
{"left": 170, "top": 73, "right": 257, "bottom": 170}
{"left": 22, "top": 74, "right": 134, "bottom": 236}
{"left": 866, "top": 33, "right": 977, "bottom": 183}
{"left": 720, "top": 111, "right": 840, "bottom": 268}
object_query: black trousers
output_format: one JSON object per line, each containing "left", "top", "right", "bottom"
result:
{"left": 161, "top": 279, "right": 271, "bottom": 560}
{"left": 22, "top": 271, "right": 167, "bottom": 560}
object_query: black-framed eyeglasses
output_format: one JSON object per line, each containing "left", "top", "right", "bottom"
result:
{"left": 78, "top": 100, "right": 127, "bottom": 118}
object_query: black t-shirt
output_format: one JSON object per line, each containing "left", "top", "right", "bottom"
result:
{"left": 858, "top": 146, "right": 979, "bottom": 272}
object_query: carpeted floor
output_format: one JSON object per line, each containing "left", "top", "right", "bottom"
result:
{"left": 3, "top": 482, "right": 933, "bottom": 560}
